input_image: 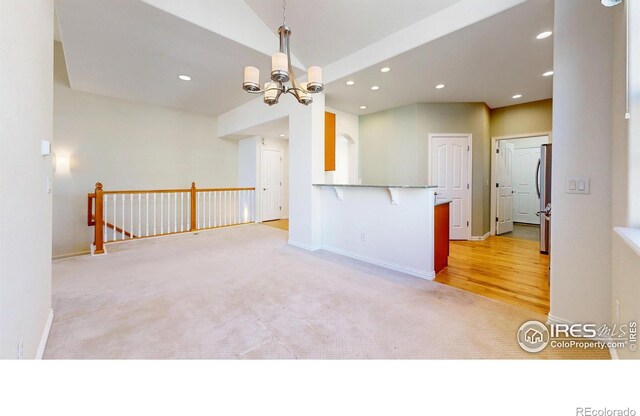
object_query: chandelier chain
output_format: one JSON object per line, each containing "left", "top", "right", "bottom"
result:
{"left": 282, "top": 0, "right": 287, "bottom": 25}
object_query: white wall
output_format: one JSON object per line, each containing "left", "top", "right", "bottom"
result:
{"left": 238, "top": 135, "right": 289, "bottom": 221}
{"left": 0, "top": 0, "right": 53, "bottom": 359}
{"left": 53, "top": 42, "right": 239, "bottom": 257}
{"left": 359, "top": 102, "right": 491, "bottom": 237}
{"left": 320, "top": 186, "right": 436, "bottom": 279}
{"left": 610, "top": 0, "right": 640, "bottom": 359}
{"left": 219, "top": 93, "right": 325, "bottom": 250}
{"left": 549, "top": 0, "right": 613, "bottom": 326}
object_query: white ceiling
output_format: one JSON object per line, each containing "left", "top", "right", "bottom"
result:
{"left": 325, "top": 0, "right": 554, "bottom": 113}
{"left": 55, "top": 0, "right": 552, "bottom": 117}
{"left": 243, "top": 0, "right": 461, "bottom": 68}
{"left": 55, "top": 0, "right": 274, "bottom": 116}
{"left": 229, "top": 116, "right": 289, "bottom": 141}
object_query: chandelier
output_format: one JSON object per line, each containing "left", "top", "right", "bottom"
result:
{"left": 242, "top": 0, "right": 324, "bottom": 106}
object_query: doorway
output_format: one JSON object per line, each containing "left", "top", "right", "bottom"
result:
{"left": 428, "top": 133, "right": 472, "bottom": 240}
{"left": 260, "top": 148, "right": 282, "bottom": 222}
{"left": 491, "top": 134, "right": 550, "bottom": 240}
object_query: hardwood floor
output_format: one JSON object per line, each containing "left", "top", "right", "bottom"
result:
{"left": 435, "top": 235, "right": 550, "bottom": 314}
{"left": 262, "top": 219, "right": 289, "bottom": 231}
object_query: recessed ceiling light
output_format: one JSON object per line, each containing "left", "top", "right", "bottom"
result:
{"left": 279, "top": 134, "right": 286, "bottom": 137}
{"left": 380, "top": 67, "right": 391, "bottom": 73}
{"left": 512, "top": 94, "right": 523, "bottom": 99}
{"left": 436, "top": 84, "right": 445, "bottom": 89}
{"left": 360, "top": 106, "right": 367, "bottom": 110}
{"left": 346, "top": 80, "right": 355, "bottom": 86}
{"left": 371, "top": 85, "right": 380, "bottom": 91}
{"left": 543, "top": 71, "right": 554, "bottom": 77}
{"left": 178, "top": 75, "right": 191, "bottom": 81}
{"left": 536, "top": 31, "right": 552, "bottom": 40}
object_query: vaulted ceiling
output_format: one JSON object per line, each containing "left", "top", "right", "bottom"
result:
{"left": 55, "top": 0, "right": 552, "bottom": 116}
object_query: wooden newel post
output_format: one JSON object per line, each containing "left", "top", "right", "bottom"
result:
{"left": 190, "top": 182, "right": 197, "bottom": 231}
{"left": 94, "top": 182, "right": 105, "bottom": 254}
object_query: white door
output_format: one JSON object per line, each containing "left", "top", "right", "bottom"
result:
{"left": 513, "top": 147, "right": 541, "bottom": 224}
{"left": 261, "top": 149, "right": 282, "bottom": 221}
{"left": 496, "top": 141, "right": 515, "bottom": 234}
{"left": 430, "top": 134, "right": 471, "bottom": 240}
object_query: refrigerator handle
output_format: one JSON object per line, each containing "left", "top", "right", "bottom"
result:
{"left": 535, "top": 158, "right": 541, "bottom": 199}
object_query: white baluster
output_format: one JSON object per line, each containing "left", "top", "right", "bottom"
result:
{"left": 113, "top": 194, "right": 117, "bottom": 241}
{"left": 160, "top": 193, "right": 164, "bottom": 234}
{"left": 208, "top": 191, "right": 212, "bottom": 228}
{"left": 138, "top": 194, "right": 142, "bottom": 238}
{"left": 130, "top": 194, "right": 133, "bottom": 239}
{"left": 146, "top": 194, "right": 149, "bottom": 236}
{"left": 153, "top": 193, "right": 157, "bottom": 235}
{"left": 213, "top": 192, "right": 217, "bottom": 228}
{"left": 218, "top": 191, "right": 221, "bottom": 227}
{"left": 174, "top": 192, "right": 177, "bottom": 233}
{"left": 121, "top": 194, "right": 125, "bottom": 240}
{"left": 167, "top": 192, "right": 171, "bottom": 234}
{"left": 181, "top": 192, "right": 184, "bottom": 232}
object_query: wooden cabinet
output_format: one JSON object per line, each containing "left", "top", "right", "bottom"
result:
{"left": 434, "top": 202, "right": 450, "bottom": 274}
{"left": 325, "top": 111, "right": 336, "bottom": 171}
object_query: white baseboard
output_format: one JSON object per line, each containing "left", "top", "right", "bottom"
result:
{"left": 322, "top": 245, "right": 435, "bottom": 280}
{"left": 53, "top": 250, "right": 91, "bottom": 260}
{"left": 288, "top": 239, "right": 321, "bottom": 251}
{"left": 36, "top": 309, "right": 54, "bottom": 359}
{"left": 546, "top": 313, "right": 569, "bottom": 326}
{"left": 469, "top": 232, "right": 491, "bottom": 241}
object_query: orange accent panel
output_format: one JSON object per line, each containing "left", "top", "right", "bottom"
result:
{"left": 325, "top": 111, "right": 336, "bottom": 171}
{"left": 434, "top": 202, "right": 451, "bottom": 274}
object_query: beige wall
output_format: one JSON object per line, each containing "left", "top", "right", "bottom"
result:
{"left": 550, "top": 0, "right": 612, "bottom": 326}
{"left": 53, "top": 42, "right": 239, "bottom": 257}
{"left": 0, "top": 0, "right": 53, "bottom": 358}
{"left": 611, "top": 0, "right": 640, "bottom": 359}
{"left": 359, "top": 102, "right": 491, "bottom": 236}
{"left": 490, "top": 99, "right": 552, "bottom": 138}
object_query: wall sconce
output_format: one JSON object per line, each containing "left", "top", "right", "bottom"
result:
{"left": 54, "top": 153, "right": 71, "bottom": 175}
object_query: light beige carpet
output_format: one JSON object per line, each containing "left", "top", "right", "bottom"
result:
{"left": 45, "top": 224, "right": 608, "bottom": 359}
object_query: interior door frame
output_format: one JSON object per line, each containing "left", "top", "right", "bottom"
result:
{"left": 260, "top": 147, "right": 283, "bottom": 222}
{"left": 490, "top": 132, "right": 551, "bottom": 236}
{"left": 427, "top": 133, "right": 473, "bottom": 241}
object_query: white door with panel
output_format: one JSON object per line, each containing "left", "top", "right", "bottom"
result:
{"left": 429, "top": 134, "right": 471, "bottom": 240}
{"left": 513, "top": 146, "right": 541, "bottom": 224}
{"left": 496, "top": 141, "right": 515, "bottom": 234}
{"left": 261, "top": 149, "right": 282, "bottom": 221}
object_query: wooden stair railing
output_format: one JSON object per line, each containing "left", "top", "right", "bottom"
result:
{"left": 88, "top": 182, "right": 256, "bottom": 255}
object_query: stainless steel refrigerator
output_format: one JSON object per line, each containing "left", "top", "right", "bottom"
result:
{"left": 536, "top": 144, "right": 552, "bottom": 254}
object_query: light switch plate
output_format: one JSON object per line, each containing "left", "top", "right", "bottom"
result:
{"left": 565, "top": 176, "right": 590, "bottom": 194}
{"left": 41, "top": 140, "right": 51, "bottom": 156}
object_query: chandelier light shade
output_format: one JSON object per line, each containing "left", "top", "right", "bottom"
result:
{"left": 243, "top": 66, "right": 260, "bottom": 92}
{"left": 242, "top": 0, "right": 324, "bottom": 106}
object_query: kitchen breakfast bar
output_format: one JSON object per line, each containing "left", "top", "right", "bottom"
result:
{"left": 314, "top": 184, "right": 449, "bottom": 280}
